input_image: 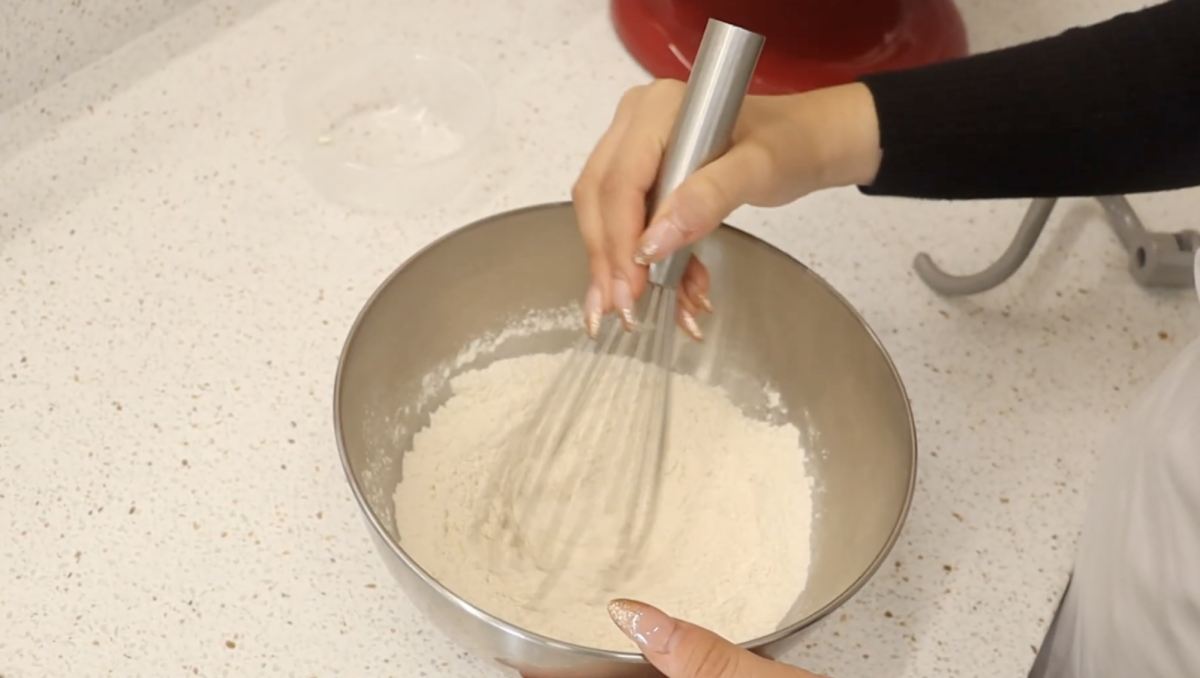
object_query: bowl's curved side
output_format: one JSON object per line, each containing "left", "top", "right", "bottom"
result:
{"left": 683, "top": 224, "right": 917, "bottom": 653}
{"left": 333, "top": 203, "right": 656, "bottom": 676}
{"left": 361, "top": 516, "right": 660, "bottom": 678}
{"left": 333, "top": 202, "right": 916, "bottom": 676}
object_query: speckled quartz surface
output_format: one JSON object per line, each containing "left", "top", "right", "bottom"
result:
{"left": 1, "top": 0, "right": 1198, "bottom": 676}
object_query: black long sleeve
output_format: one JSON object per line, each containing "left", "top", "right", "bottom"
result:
{"left": 857, "top": 0, "right": 1200, "bottom": 200}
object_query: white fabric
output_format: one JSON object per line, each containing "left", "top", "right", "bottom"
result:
{"left": 1037, "top": 250, "right": 1200, "bottom": 678}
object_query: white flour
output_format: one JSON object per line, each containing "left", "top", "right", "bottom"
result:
{"left": 393, "top": 351, "right": 814, "bottom": 651}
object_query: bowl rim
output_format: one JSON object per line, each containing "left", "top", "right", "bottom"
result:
{"left": 283, "top": 43, "right": 495, "bottom": 172}
{"left": 333, "top": 201, "right": 918, "bottom": 662}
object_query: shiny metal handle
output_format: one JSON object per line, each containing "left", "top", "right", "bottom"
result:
{"left": 647, "top": 19, "right": 765, "bottom": 289}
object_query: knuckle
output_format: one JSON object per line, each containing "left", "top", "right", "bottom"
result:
{"left": 688, "top": 173, "right": 733, "bottom": 223}
{"left": 684, "top": 641, "right": 743, "bottom": 678}
{"left": 648, "top": 78, "right": 685, "bottom": 97}
{"left": 570, "top": 178, "right": 588, "bottom": 204}
{"left": 616, "top": 84, "right": 648, "bottom": 114}
{"left": 625, "top": 83, "right": 649, "bottom": 98}
{"left": 588, "top": 253, "right": 610, "bottom": 279}
{"left": 743, "top": 141, "right": 778, "bottom": 184}
{"left": 597, "top": 173, "right": 626, "bottom": 202}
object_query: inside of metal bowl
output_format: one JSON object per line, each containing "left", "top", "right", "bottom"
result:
{"left": 336, "top": 202, "right": 915, "bottom": 643}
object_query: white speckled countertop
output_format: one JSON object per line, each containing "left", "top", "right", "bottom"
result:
{"left": 2, "top": 0, "right": 1198, "bottom": 676}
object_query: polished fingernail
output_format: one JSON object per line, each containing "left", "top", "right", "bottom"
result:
{"left": 608, "top": 599, "right": 680, "bottom": 655}
{"left": 632, "top": 242, "right": 658, "bottom": 266}
{"left": 612, "top": 278, "right": 636, "bottom": 331}
{"left": 635, "top": 215, "right": 686, "bottom": 264}
{"left": 686, "top": 282, "right": 710, "bottom": 314}
{"left": 680, "top": 310, "right": 703, "bottom": 341}
{"left": 584, "top": 284, "right": 603, "bottom": 338}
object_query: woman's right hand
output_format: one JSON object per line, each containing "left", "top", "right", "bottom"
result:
{"left": 571, "top": 80, "right": 883, "bottom": 339}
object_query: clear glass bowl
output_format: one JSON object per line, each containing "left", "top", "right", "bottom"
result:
{"left": 285, "top": 46, "right": 494, "bottom": 213}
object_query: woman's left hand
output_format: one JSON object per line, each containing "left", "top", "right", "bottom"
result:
{"left": 603, "top": 599, "right": 828, "bottom": 678}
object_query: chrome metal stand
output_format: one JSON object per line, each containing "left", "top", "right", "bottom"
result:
{"left": 914, "top": 196, "right": 1200, "bottom": 296}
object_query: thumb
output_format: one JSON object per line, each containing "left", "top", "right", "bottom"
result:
{"left": 608, "top": 599, "right": 806, "bottom": 678}
{"left": 633, "top": 143, "right": 765, "bottom": 266}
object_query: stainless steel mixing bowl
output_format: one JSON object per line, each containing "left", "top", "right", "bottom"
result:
{"left": 334, "top": 202, "right": 916, "bottom": 678}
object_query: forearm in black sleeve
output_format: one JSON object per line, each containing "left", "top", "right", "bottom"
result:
{"left": 857, "top": 0, "right": 1200, "bottom": 200}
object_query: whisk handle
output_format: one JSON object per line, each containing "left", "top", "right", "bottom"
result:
{"left": 647, "top": 19, "right": 765, "bottom": 289}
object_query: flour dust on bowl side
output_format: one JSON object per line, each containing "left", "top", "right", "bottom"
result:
{"left": 333, "top": 203, "right": 917, "bottom": 678}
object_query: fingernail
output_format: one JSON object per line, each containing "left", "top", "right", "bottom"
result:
{"left": 612, "top": 278, "right": 636, "bottom": 331}
{"left": 635, "top": 215, "right": 685, "bottom": 265}
{"left": 632, "top": 241, "right": 658, "bottom": 266}
{"left": 680, "top": 309, "right": 703, "bottom": 341}
{"left": 686, "top": 284, "right": 710, "bottom": 316}
{"left": 608, "top": 599, "right": 680, "bottom": 655}
{"left": 584, "top": 284, "right": 603, "bottom": 338}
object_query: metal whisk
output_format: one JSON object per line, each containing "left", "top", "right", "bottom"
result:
{"left": 475, "top": 19, "right": 765, "bottom": 605}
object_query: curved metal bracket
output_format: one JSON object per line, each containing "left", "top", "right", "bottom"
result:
{"left": 914, "top": 195, "right": 1200, "bottom": 297}
{"left": 913, "top": 198, "right": 1056, "bottom": 297}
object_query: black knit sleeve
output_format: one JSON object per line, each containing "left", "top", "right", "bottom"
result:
{"left": 857, "top": 0, "right": 1200, "bottom": 200}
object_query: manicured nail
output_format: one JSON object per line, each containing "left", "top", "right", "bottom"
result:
{"left": 612, "top": 278, "right": 636, "bottom": 331}
{"left": 608, "top": 599, "right": 680, "bottom": 655}
{"left": 680, "top": 310, "right": 703, "bottom": 341}
{"left": 683, "top": 280, "right": 713, "bottom": 313}
{"left": 635, "top": 215, "right": 686, "bottom": 264}
{"left": 584, "top": 284, "right": 603, "bottom": 338}
{"left": 632, "top": 242, "right": 658, "bottom": 266}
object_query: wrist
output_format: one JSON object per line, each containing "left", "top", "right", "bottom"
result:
{"left": 790, "top": 82, "right": 883, "bottom": 191}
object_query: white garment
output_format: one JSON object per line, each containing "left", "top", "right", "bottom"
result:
{"left": 1037, "top": 251, "right": 1200, "bottom": 678}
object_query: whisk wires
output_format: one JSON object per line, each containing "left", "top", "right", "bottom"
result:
{"left": 474, "top": 285, "right": 678, "bottom": 606}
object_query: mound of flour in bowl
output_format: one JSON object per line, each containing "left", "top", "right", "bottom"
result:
{"left": 393, "top": 351, "right": 814, "bottom": 651}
